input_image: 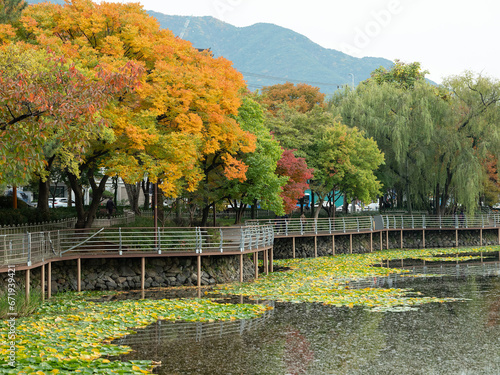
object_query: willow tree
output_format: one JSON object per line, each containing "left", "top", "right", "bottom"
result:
{"left": 440, "top": 72, "right": 500, "bottom": 212}
{"left": 336, "top": 61, "right": 500, "bottom": 214}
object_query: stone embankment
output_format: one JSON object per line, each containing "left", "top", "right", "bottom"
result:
{"left": 273, "top": 229, "right": 500, "bottom": 259}
{"left": 3, "top": 255, "right": 256, "bottom": 294}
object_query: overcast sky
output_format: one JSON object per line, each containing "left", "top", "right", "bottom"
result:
{"left": 118, "top": 0, "right": 499, "bottom": 84}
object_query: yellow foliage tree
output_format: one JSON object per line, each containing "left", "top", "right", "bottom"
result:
{"left": 15, "top": 0, "right": 255, "bottom": 226}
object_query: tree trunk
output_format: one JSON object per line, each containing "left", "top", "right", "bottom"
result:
{"left": 141, "top": 179, "right": 150, "bottom": 210}
{"left": 157, "top": 186, "right": 165, "bottom": 225}
{"left": 311, "top": 191, "right": 315, "bottom": 218}
{"left": 36, "top": 156, "right": 55, "bottom": 214}
{"left": 251, "top": 199, "right": 257, "bottom": 219}
{"left": 201, "top": 204, "right": 210, "bottom": 227}
{"left": 313, "top": 192, "right": 326, "bottom": 219}
{"left": 68, "top": 171, "right": 109, "bottom": 229}
{"left": 68, "top": 185, "right": 73, "bottom": 208}
{"left": 175, "top": 197, "right": 183, "bottom": 221}
{"left": 125, "top": 182, "right": 141, "bottom": 215}
{"left": 234, "top": 203, "right": 247, "bottom": 225}
{"left": 37, "top": 178, "right": 51, "bottom": 213}
{"left": 343, "top": 193, "right": 349, "bottom": 214}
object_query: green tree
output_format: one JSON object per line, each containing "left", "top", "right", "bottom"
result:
{"left": 0, "top": 0, "right": 26, "bottom": 24}
{"left": 310, "top": 121, "right": 384, "bottom": 218}
{"left": 191, "top": 97, "right": 285, "bottom": 225}
{"left": 337, "top": 62, "right": 500, "bottom": 214}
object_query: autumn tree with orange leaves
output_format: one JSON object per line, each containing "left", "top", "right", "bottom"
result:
{"left": 259, "top": 82, "right": 326, "bottom": 116}
{"left": 12, "top": 0, "right": 255, "bottom": 227}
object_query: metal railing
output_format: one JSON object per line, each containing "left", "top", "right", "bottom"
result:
{"left": 0, "top": 225, "right": 275, "bottom": 268}
{"left": 0, "top": 218, "right": 77, "bottom": 236}
{"left": 0, "top": 212, "right": 136, "bottom": 236}
{"left": 247, "top": 213, "right": 500, "bottom": 236}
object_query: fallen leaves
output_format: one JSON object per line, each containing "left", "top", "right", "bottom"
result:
{"left": 214, "top": 246, "right": 500, "bottom": 311}
{"left": 0, "top": 294, "right": 269, "bottom": 374}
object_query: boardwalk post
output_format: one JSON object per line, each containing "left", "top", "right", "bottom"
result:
{"left": 314, "top": 236, "right": 317, "bottom": 257}
{"left": 400, "top": 230, "right": 403, "bottom": 249}
{"left": 332, "top": 235, "right": 335, "bottom": 255}
{"left": 370, "top": 232, "right": 373, "bottom": 252}
{"left": 386, "top": 230, "right": 389, "bottom": 250}
{"left": 141, "top": 257, "right": 145, "bottom": 291}
{"left": 197, "top": 255, "right": 202, "bottom": 287}
{"left": 480, "top": 229, "right": 483, "bottom": 246}
{"left": 349, "top": 234, "right": 353, "bottom": 254}
{"left": 380, "top": 232, "right": 383, "bottom": 251}
{"left": 77, "top": 258, "right": 81, "bottom": 292}
{"left": 455, "top": 229, "right": 458, "bottom": 247}
{"left": 254, "top": 252, "right": 258, "bottom": 280}
{"left": 264, "top": 249, "right": 269, "bottom": 275}
{"left": 270, "top": 247, "right": 273, "bottom": 272}
{"left": 292, "top": 237, "right": 296, "bottom": 259}
{"left": 41, "top": 264, "right": 45, "bottom": 301}
{"left": 239, "top": 254, "right": 244, "bottom": 282}
{"left": 25, "top": 269, "right": 30, "bottom": 302}
{"left": 423, "top": 229, "right": 426, "bottom": 248}
{"left": 47, "top": 262, "right": 52, "bottom": 299}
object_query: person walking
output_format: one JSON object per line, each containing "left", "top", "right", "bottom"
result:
{"left": 106, "top": 198, "right": 116, "bottom": 219}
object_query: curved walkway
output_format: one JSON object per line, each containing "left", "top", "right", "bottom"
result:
{"left": 2, "top": 213, "right": 500, "bottom": 299}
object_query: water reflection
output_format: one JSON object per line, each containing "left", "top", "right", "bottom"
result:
{"left": 113, "top": 303, "right": 274, "bottom": 346}
{"left": 117, "top": 271, "right": 500, "bottom": 374}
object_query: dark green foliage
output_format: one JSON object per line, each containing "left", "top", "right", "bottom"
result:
{"left": 0, "top": 0, "right": 27, "bottom": 24}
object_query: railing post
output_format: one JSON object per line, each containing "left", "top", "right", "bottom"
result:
{"left": 401, "top": 215, "right": 404, "bottom": 229}
{"left": 455, "top": 215, "right": 458, "bottom": 229}
{"left": 119, "top": 227, "right": 123, "bottom": 255}
{"left": 285, "top": 220, "right": 289, "bottom": 236}
{"left": 482, "top": 215, "right": 485, "bottom": 228}
{"left": 300, "top": 219, "right": 304, "bottom": 235}
{"left": 328, "top": 218, "right": 332, "bottom": 234}
{"left": 342, "top": 218, "right": 346, "bottom": 233}
{"left": 439, "top": 215, "right": 442, "bottom": 229}
{"left": 157, "top": 227, "right": 161, "bottom": 254}
{"left": 196, "top": 227, "right": 202, "bottom": 254}
{"left": 219, "top": 228, "right": 223, "bottom": 253}
{"left": 411, "top": 215, "right": 415, "bottom": 229}
{"left": 356, "top": 218, "right": 360, "bottom": 232}
{"left": 314, "top": 219, "right": 318, "bottom": 234}
{"left": 27, "top": 232, "right": 32, "bottom": 267}
{"left": 58, "top": 230, "right": 62, "bottom": 256}
{"left": 423, "top": 215, "right": 426, "bottom": 229}
{"left": 239, "top": 227, "right": 245, "bottom": 252}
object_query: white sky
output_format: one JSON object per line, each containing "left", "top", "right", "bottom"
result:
{"left": 117, "top": 0, "right": 500, "bottom": 84}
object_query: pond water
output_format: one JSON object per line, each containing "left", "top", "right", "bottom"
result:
{"left": 115, "top": 267, "right": 500, "bottom": 375}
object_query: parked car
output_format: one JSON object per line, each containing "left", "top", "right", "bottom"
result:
{"left": 49, "top": 197, "right": 70, "bottom": 208}
{"left": 365, "top": 202, "right": 380, "bottom": 211}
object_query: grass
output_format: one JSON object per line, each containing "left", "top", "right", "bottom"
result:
{"left": 0, "top": 288, "right": 43, "bottom": 319}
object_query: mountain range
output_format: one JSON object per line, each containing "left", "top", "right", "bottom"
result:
{"left": 26, "top": 1, "right": 394, "bottom": 95}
